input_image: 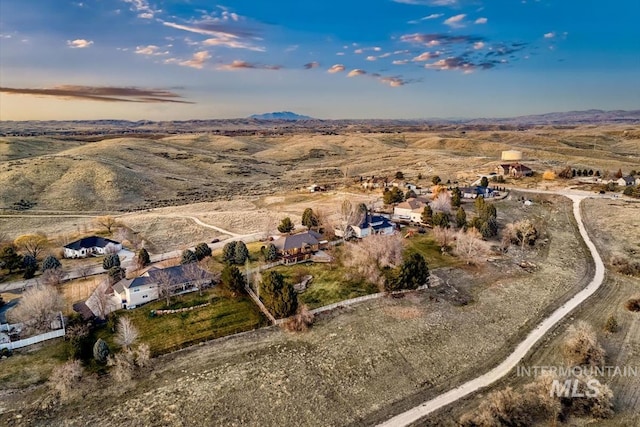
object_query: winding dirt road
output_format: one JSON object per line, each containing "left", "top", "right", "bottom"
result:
{"left": 378, "top": 194, "right": 606, "bottom": 426}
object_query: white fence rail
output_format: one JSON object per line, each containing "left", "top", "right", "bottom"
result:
{"left": 0, "top": 313, "right": 65, "bottom": 351}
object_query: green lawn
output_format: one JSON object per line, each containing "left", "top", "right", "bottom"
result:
{"left": 120, "top": 289, "right": 268, "bottom": 356}
{"left": 0, "top": 339, "right": 70, "bottom": 389}
{"left": 404, "top": 233, "right": 462, "bottom": 269}
{"left": 208, "top": 241, "right": 266, "bottom": 272}
{"left": 272, "top": 263, "right": 378, "bottom": 310}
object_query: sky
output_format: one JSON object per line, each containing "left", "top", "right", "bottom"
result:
{"left": 0, "top": 0, "right": 638, "bottom": 120}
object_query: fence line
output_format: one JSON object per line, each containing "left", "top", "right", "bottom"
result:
{"left": 0, "top": 312, "right": 66, "bottom": 351}
{"left": 244, "top": 286, "right": 277, "bottom": 325}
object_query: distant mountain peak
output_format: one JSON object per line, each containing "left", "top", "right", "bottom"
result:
{"left": 249, "top": 111, "right": 313, "bottom": 120}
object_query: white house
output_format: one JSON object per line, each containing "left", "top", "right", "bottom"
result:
{"left": 63, "top": 236, "right": 122, "bottom": 258}
{"left": 394, "top": 198, "right": 428, "bottom": 222}
{"left": 348, "top": 214, "right": 395, "bottom": 238}
{"left": 617, "top": 176, "right": 636, "bottom": 187}
{"left": 113, "top": 265, "right": 213, "bottom": 309}
{"left": 461, "top": 186, "right": 496, "bottom": 199}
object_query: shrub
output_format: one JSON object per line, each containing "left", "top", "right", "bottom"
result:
{"left": 562, "top": 321, "right": 605, "bottom": 367}
{"left": 102, "top": 254, "right": 120, "bottom": 270}
{"left": 542, "top": 170, "right": 556, "bottom": 180}
{"left": 625, "top": 296, "right": 640, "bottom": 312}
{"left": 283, "top": 305, "right": 315, "bottom": 332}
{"left": 93, "top": 338, "right": 110, "bottom": 364}
{"left": 194, "top": 243, "right": 212, "bottom": 260}
{"left": 611, "top": 255, "right": 640, "bottom": 276}
{"left": 260, "top": 271, "right": 297, "bottom": 318}
{"left": 48, "top": 360, "right": 84, "bottom": 402}
{"left": 262, "top": 243, "right": 278, "bottom": 262}
{"left": 604, "top": 315, "right": 619, "bottom": 333}
{"left": 180, "top": 249, "right": 197, "bottom": 264}
{"left": 222, "top": 241, "right": 237, "bottom": 264}
{"left": 42, "top": 255, "right": 61, "bottom": 271}
{"left": 277, "top": 217, "right": 295, "bottom": 234}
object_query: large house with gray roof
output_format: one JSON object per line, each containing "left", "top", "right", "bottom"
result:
{"left": 272, "top": 230, "right": 328, "bottom": 264}
{"left": 63, "top": 236, "right": 122, "bottom": 258}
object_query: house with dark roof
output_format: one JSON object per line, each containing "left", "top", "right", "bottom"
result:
{"left": 496, "top": 163, "right": 533, "bottom": 178}
{"left": 461, "top": 186, "right": 496, "bottom": 199}
{"left": 63, "top": 236, "right": 122, "bottom": 258}
{"left": 272, "top": 230, "right": 328, "bottom": 264}
{"left": 349, "top": 213, "right": 395, "bottom": 238}
{"left": 617, "top": 176, "right": 636, "bottom": 187}
{"left": 113, "top": 264, "right": 214, "bottom": 309}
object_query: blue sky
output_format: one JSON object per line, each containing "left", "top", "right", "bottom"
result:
{"left": 0, "top": 0, "right": 638, "bottom": 120}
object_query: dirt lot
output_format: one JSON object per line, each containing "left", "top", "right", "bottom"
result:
{"left": 1, "top": 194, "right": 599, "bottom": 426}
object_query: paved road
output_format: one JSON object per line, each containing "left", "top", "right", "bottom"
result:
{"left": 378, "top": 193, "right": 605, "bottom": 426}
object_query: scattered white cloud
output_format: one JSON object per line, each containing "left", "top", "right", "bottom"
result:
{"left": 413, "top": 52, "right": 438, "bottom": 61}
{"left": 366, "top": 56, "right": 377, "bottom": 61}
{"left": 347, "top": 69, "right": 367, "bottom": 77}
{"left": 544, "top": 32, "right": 555, "bottom": 39}
{"left": 473, "top": 41, "right": 485, "bottom": 49}
{"left": 327, "top": 64, "right": 346, "bottom": 73}
{"left": 135, "top": 45, "right": 168, "bottom": 55}
{"left": 392, "top": 59, "right": 409, "bottom": 65}
{"left": 444, "top": 14, "right": 466, "bottom": 28}
{"left": 179, "top": 51, "right": 211, "bottom": 69}
{"left": 216, "top": 60, "right": 281, "bottom": 71}
{"left": 122, "top": 0, "right": 159, "bottom": 19}
{"left": 67, "top": 39, "right": 94, "bottom": 49}
{"left": 475, "top": 17, "right": 488, "bottom": 24}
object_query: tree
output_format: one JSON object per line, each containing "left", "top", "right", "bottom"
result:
{"left": 194, "top": 243, "right": 212, "bottom": 261}
{"left": 182, "top": 261, "right": 211, "bottom": 296}
{"left": 383, "top": 187, "right": 404, "bottom": 205}
{"left": 432, "top": 226, "right": 456, "bottom": 251}
{"left": 558, "top": 166, "right": 573, "bottom": 179}
{"left": 180, "top": 249, "right": 197, "bottom": 264}
{"left": 221, "top": 265, "right": 246, "bottom": 296}
{"left": 234, "top": 241, "right": 249, "bottom": 265}
{"left": 421, "top": 205, "right": 433, "bottom": 225}
{"left": 94, "top": 216, "right": 118, "bottom": 234}
{"left": 396, "top": 252, "right": 429, "bottom": 290}
{"left": 417, "top": 173, "right": 423, "bottom": 180}
{"left": 562, "top": 321, "right": 605, "bottom": 367}
{"left": 42, "top": 255, "right": 61, "bottom": 271}
{"left": 93, "top": 338, "right": 110, "bottom": 364}
{"left": 283, "top": 305, "right": 315, "bottom": 332}
{"left": 432, "top": 212, "right": 450, "bottom": 228}
{"left": 14, "top": 233, "right": 48, "bottom": 259}
{"left": 301, "top": 208, "right": 320, "bottom": 231}
{"left": 0, "top": 245, "right": 23, "bottom": 273}
{"left": 107, "top": 266, "right": 125, "bottom": 284}
{"left": 542, "top": 170, "right": 556, "bottom": 180}
{"left": 405, "top": 189, "right": 417, "bottom": 200}
{"left": 451, "top": 187, "right": 462, "bottom": 208}
{"left": 344, "top": 234, "right": 404, "bottom": 289}
{"left": 22, "top": 254, "right": 38, "bottom": 279}
{"left": 432, "top": 175, "right": 442, "bottom": 185}
{"left": 222, "top": 241, "right": 237, "bottom": 264}
{"left": 48, "top": 360, "right": 84, "bottom": 403}
{"left": 455, "top": 207, "right": 467, "bottom": 229}
{"left": 395, "top": 171, "right": 404, "bottom": 179}
{"left": 454, "top": 228, "right": 491, "bottom": 265}
{"left": 135, "top": 248, "right": 150, "bottom": 269}
{"left": 432, "top": 191, "right": 452, "bottom": 213}
{"left": 114, "top": 317, "right": 139, "bottom": 350}
{"left": 337, "top": 199, "right": 365, "bottom": 239}
{"left": 9, "top": 285, "right": 64, "bottom": 333}
{"left": 504, "top": 219, "right": 538, "bottom": 249}
{"left": 614, "top": 168, "right": 623, "bottom": 179}
{"left": 154, "top": 270, "right": 174, "bottom": 307}
{"left": 480, "top": 176, "right": 489, "bottom": 188}
{"left": 262, "top": 243, "right": 278, "bottom": 262}
{"left": 277, "top": 217, "right": 295, "bottom": 234}
{"left": 260, "top": 271, "right": 298, "bottom": 318}
{"left": 102, "top": 253, "right": 120, "bottom": 270}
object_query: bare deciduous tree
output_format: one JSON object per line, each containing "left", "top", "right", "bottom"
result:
{"left": 182, "top": 261, "right": 211, "bottom": 296}
{"left": 108, "top": 351, "right": 135, "bottom": 383}
{"left": 431, "top": 191, "right": 452, "bottom": 214}
{"left": 344, "top": 234, "right": 403, "bottom": 288}
{"left": 432, "top": 226, "right": 456, "bottom": 252}
{"left": 454, "top": 228, "right": 491, "bottom": 265}
{"left": 283, "top": 304, "right": 315, "bottom": 332}
{"left": 562, "top": 321, "right": 606, "bottom": 367}
{"left": 92, "top": 279, "right": 115, "bottom": 320}
{"left": 154, "top": 270, "right": 174, "bottom": 307}
{"left": 336, "top": 199, "right": 365, "bottom": 239}
{"left": 9, "top": 285, "right": 64, "bottom": 333}
{"left": 135, "top": 343, "right": 151, "bottom": 368}
{"left": 114, "top": 317, "right": 139, "bottom": 350}
{"left": 48, "top": 359, "right": 84, "bottom": 402}
{"left": 503, "top": 219, "right": 538, "bottom": 250}
{"left": 94, "top": 216, "right": 118, "bottom": 234}
{"left": 41, "top": 267, "right": 67, "bottom": 286}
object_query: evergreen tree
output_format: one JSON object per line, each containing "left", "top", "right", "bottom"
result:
{"left": 277, "top": 217, "right": 295, "bottom": 234}
{"left": 260, "top": 271, "right": 298, "bottom": 318}
{"left": 180, "top": 249, "right": 197, "bottom": 264}
{"left": 93, "top": 338, "right": 110, "bottom": 364}
{"left": 194, "top": 243, "right": 212, "bottom": 260}
{"left": 432, "top": 212, "right": 450, "bottom": 228}
{"left": 398, "top": 252, "right": 429, "bottom": 290}
{"left": 234, "top": 241, "right": 249, "bottom": 265}
{"left": 42, "top": 255, "right": 61, "bottom": 271}
{"left": 222, "top": 241, "right": 237, "bottom": 264}
{"left": 480, "top": 177, "right": 489, "bottom": 188}
{"left": 263, "top": 243, "right": 278, "bottom": 262}
{"left": 383, "top": 187, "right": 404, "bottom": 205}
{"left": 451, "top": 187, "right": 462, "bottom": 208}
{"left": 301, "top": 208, "right": 319, "bottom": 230}
{"left": 421, "top": 205, "right": 433, "bottom": 225}
{"left": 0, "top": 245, "right": 23, "bottom": 273}
{"left": 405, "top": 189, "right": 417, "bottom": 200}
{"left": 22, "top": 254, "right": 38, "bottom": 279}
{"left": 432, "top": 175, "right": 442, "bottom": 185}
{"left": 455, "top": 207, "right": 467, "bottom": 228}
{"left": 102, "top": 254, "right": 120, "bottom": 270}
{"left": 135, "top": 248, "right": 150, "bottom": 268}
{"left": 221, "top": 265, "right": 246, "bottom": 295}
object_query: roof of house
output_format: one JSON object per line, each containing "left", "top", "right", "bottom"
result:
{"left": 500, "top": 163, "right": 532, "bottom": 172}
{"left": 619, "top": 176, "right": 635, "bottom": 185}
{"left": 273, "top": 230, "right": 323, "bottom": 251}
{"left": 115, "top": 264, "right": 212, "bottom": 290}
{"left": 461, "top": 186, "right": 494, "bottom": 195}
{"left": 395, "top": 198, "right": 426, "bottom": 210}
{"left": 72, "top": 301, "right": 95, "bottom": 321}
{"left": 358, "top": 214, "right": 393, "bottom": 229}
{"left": 64, "top": 236, "right": 121, "bottom": 250}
